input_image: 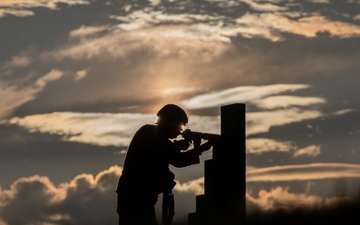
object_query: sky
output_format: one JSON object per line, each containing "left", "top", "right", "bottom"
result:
{"left": 0, "top": 0, "right": 360, "bottom": 224}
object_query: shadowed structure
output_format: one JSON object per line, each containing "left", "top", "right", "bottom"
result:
{"left": 188, "top": 103, "right": 246, "bottom": 225}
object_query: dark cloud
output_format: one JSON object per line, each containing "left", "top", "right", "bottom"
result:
{"left": 0, "top": 165, "right": 202, "bottom": 225}
{"left": 0, "top": 166, "right": 121, "bottom": 225}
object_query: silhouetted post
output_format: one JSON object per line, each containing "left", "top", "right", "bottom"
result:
{"left": 188, "top": 103, "right": 246, "bottom": 225}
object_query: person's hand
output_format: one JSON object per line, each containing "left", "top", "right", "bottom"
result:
{"left": 196, "top": 140, "right": 214, "bottom": 154}
{"left": 174, "top": 139, "right": 192, "bottom": 150}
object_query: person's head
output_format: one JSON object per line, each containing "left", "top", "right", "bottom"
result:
{"left": 156, "top": 104, "right": 188, "bottom": 138}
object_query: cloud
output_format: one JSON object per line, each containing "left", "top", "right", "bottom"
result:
{"left": 174, "top": 177, "right": 204, "bottom": 195}
{"left": 0, "top": 69, "right": 65, "bottom": 119}
{"left": 236, "top": 13, "right": 360, "bottom": 40}
{"left": 307, "top": 0, "right": 331, "bottom": 3}
{"left": 247, "top": 108, "right": 323, "bottom": 135}
{"left": 3, "top": 111, "right": 220, "bottom": 148}
{"left": 106, "top": 0, "right": 360, "bottom": 44}
{"left": 5, "top": 112, "right": 156, "bottom": 147}
{"left": 247, "top": 186, "right": 324, "bottom": 212}
{"left": 3, "top": 0, "right": 358, "bottom": 44}
{"left": 1, "top": 2, "right": 355, "bottom": 118}
{"left": 2, "top": 81, "right": 326, "bottom": 148}
{"left": 42, "top": 24, "right": 230, "bottom": 62}
{"left": 0, "top": 175, "right": 65, "bottom": 225}
{"left": 247, "top": 138, "right": 294, "bottom": 155}
{"left": 2, "top": 163, "right": 360, "bottom": 224}
{"left": 0, "top": 166, "right": 121, "bottom": 225}
{"left": 333, "top": 108, "right": 356, "bottom": 116}
{"left": 293, "top": 145, "right": 321, "bottom": 157}
{"left": 181, "top": 84, "right": 326, "bottom": 136}
{"left": 0, "top": 8, "right": 34, "bottom": 17}
{"left": 69, "top": 25, "right": 109, "bottom": 39}
{"left": 34, "top": 69, "right": 64, "bottom": 89}
{"left": 113, "top": 9, "right": 235, "bottom": 43}
{"left": 246, "top": 140, "right": 322, "bottom": 158}
{"left": 0, "top": 0, "right": 88, "bottom": 8}
{"left": 1, "top": 50, "right": 33, "bottom": 70}
{"left": 2, "top": 107, "right": 322, "bottom": 148}
{"left": 75, "top": 69, "right": 88, "bottom": 80}
{"left": 247, "top": 184, "right": 357, "bottom": 213}
{"left": 240, "top": 0, "right": 288, "bottom": 12}
{"left": 246, "top": 163, "right": 360, "bottom": 182}
{"left": 181, "top": 84, "right": 312, "bottom": 109}
{"left": 0, "top": 165, "right": 200, "bottom": 225}
{"left": 253, "top": 95, "right": 326, "bottom": 110}
{"left": 115, "top": 1, "right": 360, "bottom": 42}
{"left": 0, "top": 0, "right": 89, "bottom": 18}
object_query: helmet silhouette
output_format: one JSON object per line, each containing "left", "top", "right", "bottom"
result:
{"left": 156, "top": 104, "right": 188, "bottom": 125}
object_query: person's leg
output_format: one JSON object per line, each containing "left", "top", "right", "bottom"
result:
{"left": 118, "top": 198, "right": 158, "bottom": 225}
{"left": 137, "top": 204, "right": 158, "bottom": 225}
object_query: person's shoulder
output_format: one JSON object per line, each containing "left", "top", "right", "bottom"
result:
{"left": 137, "top": 124, "right": 157, "bottom": 133}
{"left": 140, "top": 124, "right": 156, "bottom": 129}
{"left": 133, "top": 124, "right": 157, "bottom": 141}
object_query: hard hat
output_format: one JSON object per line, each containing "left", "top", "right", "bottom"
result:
{"left": 156, "top": 104, "right": 188, "bottom": 125}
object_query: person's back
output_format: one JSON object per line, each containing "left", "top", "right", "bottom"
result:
{"left": 120, "top": 124, "right": 176, "bottom": 197}
{"left": 121, "top": 124, "right": 160, "bottom": 184}
{"left": 117, "top": 124, "right": 165, "bottom": 225}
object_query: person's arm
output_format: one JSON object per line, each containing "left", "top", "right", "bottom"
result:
{"left": 169, "top": 140, "right": 213, "bottom": 168}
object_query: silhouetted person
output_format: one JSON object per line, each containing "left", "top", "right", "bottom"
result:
{"left": 116, "top": 104, "right": 213, "bottom": 225}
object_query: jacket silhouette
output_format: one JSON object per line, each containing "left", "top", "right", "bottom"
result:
{"left": 116, "top": 104, "right": 213, "bottom": 225}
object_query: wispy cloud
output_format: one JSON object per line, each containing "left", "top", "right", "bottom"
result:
{"left": 293, "top": 145, "right": 321, "bottom": 157}
{"left": 0, "top": 8, "right": 34, "bottom": 17}
{"left": 69, "top": 25, "right": 109, "bottom": 39}
{"left": 2, "top": 83, "right": 328, "bottom": 147}
{"left": 0, "top": 0, "right": 89, "bottom": 18}
{"left": 1, "top": 54, "right": 32, "bottom": 70}
{"left": 247, "top": 163, "right": 360, "bottom": 182}
{"left": 2, "top": 108, "right": 325, "bottom": 159}
{"left": 240, "top": 0, "right": 288, "bottom": 12}
{"left": 180, "top": 84, "right": 327, "bottom": 136}
{"left": 247, "top": 136, "right": 323, "bottom": 157}
{"left": 0, "top": 69, "right": 65, "bottom": 119}
{"left": 181, "top": 84, "right": 313, "bottom": 109}
{"left": 5, "top": 112, "right": 156, "bottom": 147}
{"left": 247, "top": 138, "right": 294, "bottom": 155}
{"left": 253, "top": 95, "right": 325, "bottom": 110}
{"left": 307, "top": 0, "right": 331, "bottom": 3}
{"left": 247, "top": 108, "right": 323, "bottom": 135}
{"left": 41, "top": 24, "right": 230, "bottom": 62}
{"left": 333, "top": 108, "right": 356, "bottom": 116}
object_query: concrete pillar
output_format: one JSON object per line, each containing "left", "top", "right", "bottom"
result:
{"left": 188, "top": 103, "right": 246, "bottom": 225}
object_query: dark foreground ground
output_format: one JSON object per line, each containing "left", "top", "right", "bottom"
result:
{"left": 246, "top": 198, "right": 360, "bottom": 225}
{"left": 169, "top": 199, "right": 360, "bottom": 225}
